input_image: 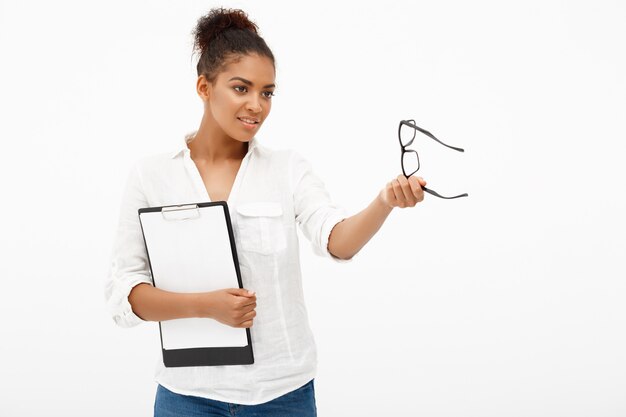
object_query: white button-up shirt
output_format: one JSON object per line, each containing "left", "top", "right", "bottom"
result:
{"left": 105, "top": 131, "right": 350, "bottom": 405}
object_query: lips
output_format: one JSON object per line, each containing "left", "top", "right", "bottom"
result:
{"left": 237, "top": 117, "right": 260, "bottom": 125}
{"left": 238, "top": 116, "right": 260, "bottom": 130}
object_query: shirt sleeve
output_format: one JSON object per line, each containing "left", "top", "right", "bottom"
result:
{"left": 290, "top": 151, "right": 353, "bottom": 263}
{"left": 104, "top": 163, "right": 153, "bottom": 328}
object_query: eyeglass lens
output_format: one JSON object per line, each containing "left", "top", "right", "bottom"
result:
{"left": 399, "top": 122, "right": 416, "bottom": 147}
{"left": 402, "top": 151, "right": 420, "bottom": 175}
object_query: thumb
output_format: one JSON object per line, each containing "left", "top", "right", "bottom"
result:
{"left": 228, "top": 288, "right": 255, "bottom": 297}
{"left": 417, "top": 177, "right": 427, "bottom": 187}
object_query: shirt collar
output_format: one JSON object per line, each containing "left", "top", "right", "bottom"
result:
{"left": 171, "top": 130, "right": 259, "bottom": 159}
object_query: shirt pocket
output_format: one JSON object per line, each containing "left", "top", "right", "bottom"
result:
{"left": 236, "top": 202, "right": 287, "bottom": 255}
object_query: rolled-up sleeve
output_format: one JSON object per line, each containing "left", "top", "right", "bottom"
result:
{"left": 104, "top": 163, "right": 153, "bottom": 327}
{"left": 290, "top": 151, "right": 352, "bottom": 263}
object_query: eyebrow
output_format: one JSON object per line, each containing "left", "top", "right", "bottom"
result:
{"left": 228, "top": 76, "right": 275, "bottom": 89}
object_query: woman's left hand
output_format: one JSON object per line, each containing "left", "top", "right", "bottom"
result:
{"left": 378, "top": 174, "right": 427, "bottom": 209}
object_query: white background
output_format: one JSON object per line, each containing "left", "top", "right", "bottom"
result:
{"left": 1, "top": 0, "right": 625, "bottom": 415}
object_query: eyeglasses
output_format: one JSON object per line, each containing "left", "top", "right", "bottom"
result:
{"left": 399, "top": 119, "right": 468, "bottom": 200}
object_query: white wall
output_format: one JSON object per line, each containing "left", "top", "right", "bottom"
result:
{"left": 1, "top": 0, "right": 625, "bottom": 415}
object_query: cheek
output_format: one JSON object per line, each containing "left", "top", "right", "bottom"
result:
{"left": 213, "top": 91, "right": 233, "bottom": 110}
{"left": 210, "top": 92, "right": 239, "bottom": 119}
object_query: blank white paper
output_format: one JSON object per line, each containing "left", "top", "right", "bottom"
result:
{"left": 139, "top": 204, "right": 248, "bottom": 350}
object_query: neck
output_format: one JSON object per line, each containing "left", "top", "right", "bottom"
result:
{"left": 188, "top": 112, "right": 249, "bottom": 163}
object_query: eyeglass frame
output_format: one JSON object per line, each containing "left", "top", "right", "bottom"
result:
{"left": 398, "top": 119, "right": 469, "bottom": 200}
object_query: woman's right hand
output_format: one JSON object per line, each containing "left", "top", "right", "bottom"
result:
{"left": 197, "top": 288, "right": 257, "bottom": 328}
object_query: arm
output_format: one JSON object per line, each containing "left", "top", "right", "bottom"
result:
{"left": 328, "top": 175, "right": 426, "bottom": 260}
{"left": 129, "top": 283, "right": 257, "bottom": 328}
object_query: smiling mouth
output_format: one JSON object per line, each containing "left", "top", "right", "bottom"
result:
{"left": 238, "top": 117, "right": 259, "bottom": 125}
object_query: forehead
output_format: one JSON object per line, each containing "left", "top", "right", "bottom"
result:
{"left": 218, "top": 54, "right": 275, "bottom": 84}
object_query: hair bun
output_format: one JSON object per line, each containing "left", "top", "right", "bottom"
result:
{"left": 193, "top": 8, "right": 258, "bottom": 56}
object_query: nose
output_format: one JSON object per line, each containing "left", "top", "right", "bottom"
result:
{"left": 246, "top": 96, "right": 262, "bottom": 113}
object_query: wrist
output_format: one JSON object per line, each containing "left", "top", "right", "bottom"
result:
{"left": 376, "top": 190, "right": 394, "bottom": 211}
{"left": 188, "top": 292, "right": 207, "bottom": 318}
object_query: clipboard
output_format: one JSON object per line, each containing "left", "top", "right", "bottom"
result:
{"left": 138, "top": 201, "right": 254, "bottom": 367}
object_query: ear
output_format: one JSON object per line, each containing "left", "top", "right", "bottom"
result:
{"left": 196, "top": 75, "right": 211, "bottom": 101}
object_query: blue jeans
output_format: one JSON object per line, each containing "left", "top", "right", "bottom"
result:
{"left": 154, "top": 380, "right": 317, "bottom": 417}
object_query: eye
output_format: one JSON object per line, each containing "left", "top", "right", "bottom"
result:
{"left": 263, "top": 91, "right": 275, "bottom": 99}
{"left": 234, "top": 86, "right": 247, "bottom": 93}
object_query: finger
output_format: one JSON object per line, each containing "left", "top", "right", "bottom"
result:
{"left": 391, "top": 180, "right": 404, "bottom": 207}
{"left": 228, "top": 288, "right": 255, "bottom": 297}
{"left": 240, "top": 310, "right": 257, "bottom": 321}
{"left": 240, "top": 303, "right": 257, "bottom": 315}
{"left": 397, "top": 175, "right": 417, "bottom": 205}
{"left": 228, "top": 288, "right": 245, "bottom": 296}
{"left": 239, "top": 319, "right": 254, "bottom": 328}
{"left": 237, "top": 298, "right": 257, "bottom": 310}
{"left": 408, "top": 175, "right": 425, "bottom": 200}
{"left": 417, "top": 176, "right": 427, "bottom": 187}
{"left": 241, "top": 299, "right": 257, "bottom": 309}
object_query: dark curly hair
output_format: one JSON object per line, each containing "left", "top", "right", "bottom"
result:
{"left": 192, "top": 8, "right": 275, "bottom": 83}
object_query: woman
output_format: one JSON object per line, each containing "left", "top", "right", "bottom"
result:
{"left": 105, "top": 7, "right": 426, "bottom": 417}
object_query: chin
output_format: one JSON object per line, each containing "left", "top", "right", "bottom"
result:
{"left": 231, "top": 135, "right": 253, "bottom": 144}
{"left": 230, "top": 129, "right": 259, "bottom": 143}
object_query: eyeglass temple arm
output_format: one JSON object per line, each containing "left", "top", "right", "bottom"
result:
{"left": 423, "top": 186, "right": 468, "bottom": 199}
{"left": 403, "top": 120, "right": 465, "bottom": 152}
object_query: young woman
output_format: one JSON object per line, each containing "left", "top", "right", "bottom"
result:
{"left": 105, "top": 8, "right": 426, "bottom": 417}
